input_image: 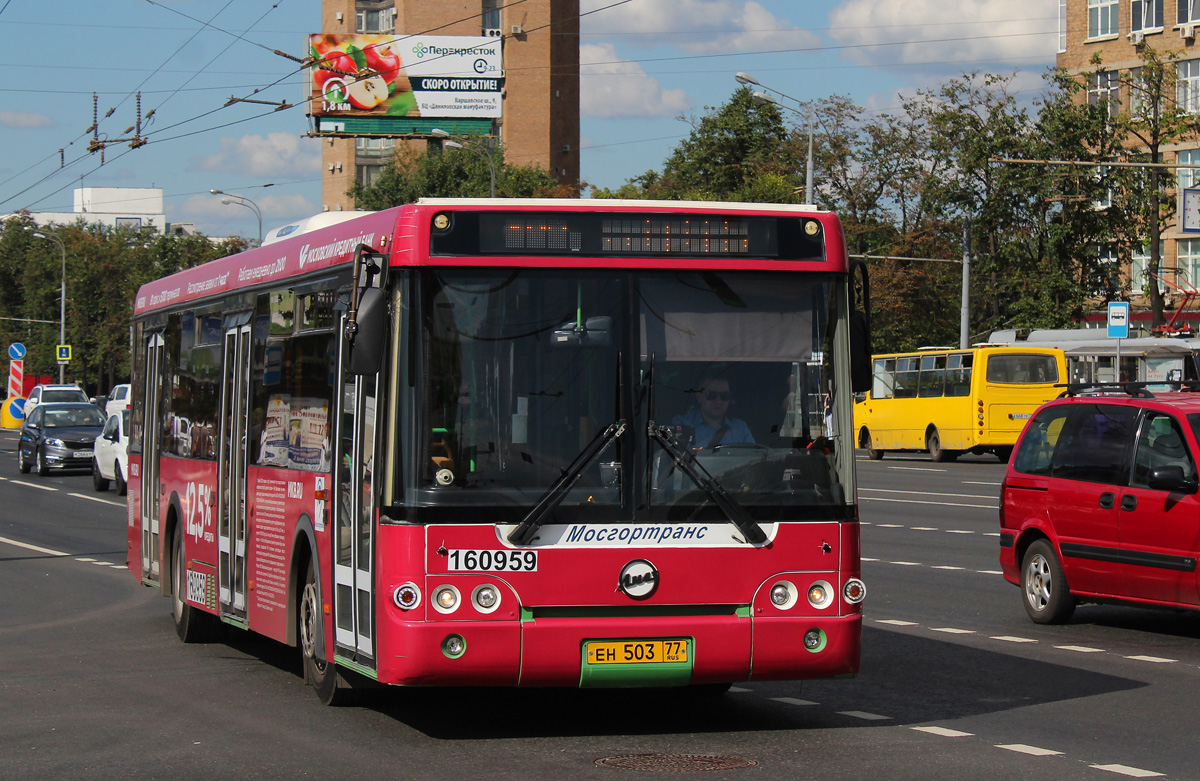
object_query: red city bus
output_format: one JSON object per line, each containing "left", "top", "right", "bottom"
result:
{"left": 127, "top": 198, "right": 872, "bottom": 704}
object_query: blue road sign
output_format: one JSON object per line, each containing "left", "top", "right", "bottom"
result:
{"left": 8, "top": 343, "right": 25, "bottom": 360}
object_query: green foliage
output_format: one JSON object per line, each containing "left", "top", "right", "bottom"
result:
{"left": 349, "top": 140, "right": 575, "bottom": 209}
{"left": 0, "top": 217, "right": 244, "bottom": 393}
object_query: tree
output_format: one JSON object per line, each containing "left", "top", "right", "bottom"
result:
{"left": 349, "top": 141, "right": 576, "bottom": 209}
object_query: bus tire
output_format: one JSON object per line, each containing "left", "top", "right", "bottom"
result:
{"left": 927, "top": 429, "right": 958, "bottom": 462}
{"left": 1021, "top": 539, "right": 1075, "bottom": 624}
{"left": 172, "top": 528, "right": 219, "bottom": 643}
{"left": 300, "top": 557, "right": 358, "bottom": 706}
{"left": 860, "top": 429, "right": 884, "bottom": 460}
{"left": 994, "top": 447, "right": 1013, "bottom": 463}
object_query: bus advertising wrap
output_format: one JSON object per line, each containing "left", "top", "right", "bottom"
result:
{"left": 308, "top": 33, "right": 502, "bottom": 119}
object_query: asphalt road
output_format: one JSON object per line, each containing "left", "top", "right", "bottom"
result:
{"left": 2, "top": 432, "right": 1196, "bottom": 780}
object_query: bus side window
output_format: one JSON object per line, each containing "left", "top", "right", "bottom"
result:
{"left": 871, "top": 358, "right": 895, "bottom": 399}
{"left": 894, "top": 357, "right": 918, "bottom": 399}
{"left": 918, "top": 354, "right": 945, "bottom": 398}
{"left": 946, "top": 353, "right": 972, "bottom": 397}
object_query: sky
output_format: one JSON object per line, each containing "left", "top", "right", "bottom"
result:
{"left": 0, "top": 0, "right": 1058, "bottom": 241}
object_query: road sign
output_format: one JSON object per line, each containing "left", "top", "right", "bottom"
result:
{"left": 8, "top": 343, "right": 25, "bottom": 360}
{"left": 1107, "top": 302, "right": 1129, "bottom": 339}
{"left": 57, "top": 344, "right": 72, "bottom": 363}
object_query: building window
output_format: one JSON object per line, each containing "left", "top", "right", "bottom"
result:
{"left": 1131, "top": 241, "right": 1167, "bottom": 293}
{"left": 1089, "top": 0, "right": 1120, "bottom": 38}
{"left": 1098, "top": 244, "right": 1121, "bottom": 295}
{"left": 1179, "top": 0, "right": 1200, "bottom": 24}
{"left": 357, "top": 164, "right": 386, "bottom": 188}
{"left": 356, "top": 5, "right": 395, "bottom": 34}
{"left": 115, "top": 217, "right": 143, "bottom": 229}
{"left": 1177, "top": 239, "right": 1200, "bottom": 287}
{"left": 1093, "top": 166, "right": 1114, "bottom": 210}
{"left": 1059, "top": 0, "right": 1068, "bottom": 52}
{"left": 1179, "top": 59, "right": 1200, "bottom": 112}
{"left": 482, "top": 0, "right": 501, "bottom": 30}
{"left": 1132, "top": 0, "right": 1165, "bottom": 31}
{"left": 1088, "top": 71, "right": 1120, "bottom": 117}
{"left": 355, "top": 137, "right": 396, "bottom": 157}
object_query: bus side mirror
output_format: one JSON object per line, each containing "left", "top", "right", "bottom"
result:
{"left": 850, "top": 310, "right": 872, "bottom": 394}
{"left": 348, "top": 287, "right": 387, "bottom": 375}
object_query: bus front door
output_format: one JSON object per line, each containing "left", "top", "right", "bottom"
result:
{"left": 333, "top": 372, "right": 377, "bottom": 666}
{"left": 217, "top": 324, "right": 252, "bottom": 620}
{"left": 140, "top": 332, "right": 164, "bottom": 584}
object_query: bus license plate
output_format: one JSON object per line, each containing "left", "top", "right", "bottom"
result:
{"left": 586, "top": 639, "right": 689, "bottom": 665}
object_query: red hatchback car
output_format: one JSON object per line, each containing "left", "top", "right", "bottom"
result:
{"left": 1000, "top": 385, "right": 1200, "bottom": 623}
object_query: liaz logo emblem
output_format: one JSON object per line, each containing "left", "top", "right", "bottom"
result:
{"left": 617, "top": 559, "right": 659, "bottom": 600}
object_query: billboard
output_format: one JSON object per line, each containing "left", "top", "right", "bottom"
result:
{"left": 308, "top": 34, "right": 503, "bottom": 120}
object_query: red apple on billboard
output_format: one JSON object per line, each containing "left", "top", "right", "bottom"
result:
{"left": 363, "top": 44, "right": 402, "bottom": 84}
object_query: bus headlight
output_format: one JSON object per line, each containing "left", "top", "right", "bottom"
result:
{"left": 843, "top": 578, "right": 867, "bottom": 604}
{"left": 433, "top": 585, "right": 460, "bottom": 614}
{"left": 807, "top": 580, "right": 834, "bottom": 609}
{"left": 768, "top": 580, "right": 797, "bottom": 609}
{"left": 472, "top": 584, "right": 500, "bottom": 613}
{"left": 393, "top": 582, "right": 421, "bottom": 610}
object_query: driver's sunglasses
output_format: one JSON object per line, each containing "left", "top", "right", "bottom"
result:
{"left": 703, "top": 391, "right": 732, "bottom": 401}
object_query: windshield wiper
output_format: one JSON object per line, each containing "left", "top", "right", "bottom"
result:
{"left": 507, "top": 421, "right": 626, "bottom": 546}
{"left": 648, "top": 423, "right": 767, "bottom": 545}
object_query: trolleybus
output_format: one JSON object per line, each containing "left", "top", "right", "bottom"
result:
{"left": 126, "top": 198, "right": 872, "bottom": 704}
{"left": 854, "top": 344, "right": 1067, "bottom": 462}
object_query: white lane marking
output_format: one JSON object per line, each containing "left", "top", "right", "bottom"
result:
{"left": 0, "top": 535, "right": 70, "bottom": 557}
{"left": 728, "top": 687, "right": 752, "bottom": 693}
{"left": 876, "top": 619, "right": 917, "bottom": 626}
{"left": 945, "top": 529, "right": 975, "bottom": 534}
{"left": 931, "top": 628, "right": 975, "bottom": 634}
{"left": 912, "top": 726, "right": 973, "bottom": 737}
{"left": 910, "top": 526, "right": 939, "bottom": 531}
{"left": 875, "top": 524, "right": 904, "bottom": 528}
{"left": 963, "top": 481, "right": 1002, "bottom": 486}
{"left": 931, "top": 565, "right": 965, "bottom": 570}
{"left": 8, "top": 480, "right": 56, "bottom": 492}
{"left": 90, "top": 560, "right": 111, "bottom": 567}
{"left": 978, "top": 570, "right": 1004, "bottom": 575}
{"left": 860, "top": 497, "right": 997, "bottom": 509}
{"left": 889, "top": 561, "right": 922, "bottom": 566}
{"left": 887, "top": 466, "right": 946, "bottom": 472}
{"left": 997, "top": 744, "right": 1063, "bottom": 757}
{"left": 1125, "top": 655, "right": 1176, "bottom": 664}
{"left": 1089, "top": 764, "right": 1164, "bottom": 777}
{"left": 110, "top": 564, "right": 126, "bottom": 570}
{"left": 863, "top": 488, "right": 996, "bottom": 500}
{"left": 76, "top": 557, "right": 97, "bottom": 562}
{"left": 838, "top": 711, "right": 890, "bottom": 721}
{"left": 771, "top": 697, "right": 817, "bottom": 706}
{"left": 1055, "top": 645, "right": 1105, "bottom": 653}
{"left": 991, "top": 636, "right": 1037, "bottom": 644}
{"left": 983, "top": 533, "right": 1001, "bottom": 537}
{"left": 862, "top": 557, "right": 880, "bottom": 562}
{"left": 68, "top": 492, "right": 124, "bottom": 507}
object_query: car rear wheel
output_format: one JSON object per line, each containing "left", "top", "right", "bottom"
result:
{"left": 36, "top": 448, "right": 49, "bottom": 476}
{"left": 92, "top": 459, "right": 110, "bottom": 492}
{"left": 114, "top": 465, "right": 127, "bottom": 496}
{"left": 1021, "top": 539, "right": 1076, "bottom": 624}
{"left": 17, "top": 446, "right": 30, "bottom": 474}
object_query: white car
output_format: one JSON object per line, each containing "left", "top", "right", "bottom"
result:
{"left": 105, "top": 383, "right": 131, "bottom": 418}
{"left": 25, "top": 384, "right": 88, "bottom": 417}
{"left": 92, "top": 409, "right": 129, "bottom": 496}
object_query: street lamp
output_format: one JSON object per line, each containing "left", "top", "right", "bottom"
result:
{"left": 736, "top": 72, "right": 814, "bottom": 204}
{"left": 210, "top": 189, "right": 262, "bottom": 245}
{"left": 31, "top": 230, "right": 67, "bottom": 383}
{"left": 431, "top": 128, "right": 496, "bottom": 197}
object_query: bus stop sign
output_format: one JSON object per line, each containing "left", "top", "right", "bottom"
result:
{"left": 1108, "top": 302, "right": 1129, "bottom": 339}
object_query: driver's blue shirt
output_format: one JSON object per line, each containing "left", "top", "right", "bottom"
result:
{"left": 671, "top": 408, "right": 755, "bottom": 448}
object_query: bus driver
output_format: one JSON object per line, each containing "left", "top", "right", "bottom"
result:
{"left": 673, "top": 375, "right": 755, "bottom": 450}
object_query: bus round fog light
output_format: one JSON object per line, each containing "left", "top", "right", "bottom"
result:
{"left": 843, "top": 578, "right": 866, "bottom": 604}
{"left": 472, "top": 584, "right": 500, "bottom": 613}
{"left": 803, "top": 629, "right": 826, "bottom": 652}
{"left": 442, "top": 634, "right": 466, "bottom": 658}
{"left": 807, "top": 580, "right": 834, "bottom": 609}
{"left": 393, "top": 582, "right": 421, "bottom": 610}
{"left": 768, "top": 580, "right": 797, "bottom": 609}
{"left": 433, "top": 585, "right": 460, "bottom": 614}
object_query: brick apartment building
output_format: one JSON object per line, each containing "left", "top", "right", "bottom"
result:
{"left": 1059, "top": 0, "right": 1200, "bottom": 324}
{"left": 315, "top": 0, "right": 579, "bottom": 211}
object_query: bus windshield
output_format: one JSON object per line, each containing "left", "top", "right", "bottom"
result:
{"left": 409, "top": 268, "right": 845, "bottom": 524}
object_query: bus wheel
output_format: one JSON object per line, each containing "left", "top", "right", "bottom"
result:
{"left": 994, "top": 447, "right": 1013, "bottom": 463}
{"left": 300, "top": 558, "right": 357, "bottom": 706}
{"left": 172, "top": 529, "right": 218, "bottom": 643}
{"left": 1021, "top": 539, "right": 1075, "bottom": 624}
{"left": 861, "top": 429, "right": 884, "bottom": 460}
{"left": 927, "top": 429, "right": 958, "bottom": 462}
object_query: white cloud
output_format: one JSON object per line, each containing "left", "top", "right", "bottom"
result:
{"left": 581, "top": 43, "right": 691, "bottom": 118}
{"left": 0, "top": 111, "right": 53, "bottom": 129}
{"left": 189, "top": 132, "right": 321, "bottom": 178}
{"left": 828, "top": 0, "right": 1057, "bottom": 69}
{"left": 581, "top": 0, "right": 819, "bottom": 54}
